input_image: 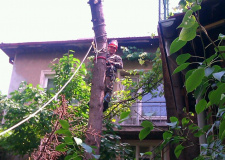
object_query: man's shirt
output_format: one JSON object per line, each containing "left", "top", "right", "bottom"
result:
{"left": 106, "top": 53, "right": 123, "bottom": 77}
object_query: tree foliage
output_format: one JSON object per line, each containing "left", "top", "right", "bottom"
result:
{"left": 117, "top": 1, "right": 225, "bottom": 159}
{"left": 0, "top": 53, "right": 90, "bottom": 157}
{"left": 168, "top": 1, "right": 225, "bottom": 157}
{"left": 121, "top": 46, "right": 156, "bottom": 65}
{"left": 0, "top": 82, "right": 53, "bottom": 156}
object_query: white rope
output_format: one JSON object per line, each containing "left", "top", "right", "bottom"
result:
{"left": 94, "top": 36, "right": 108, "bottom": 63}
{"left": 0, "top": 43, "right": 93, "bottom": 136}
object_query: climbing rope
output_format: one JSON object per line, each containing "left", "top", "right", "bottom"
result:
{"left": 93, "top": 36, "right": 108, "bottom": 63}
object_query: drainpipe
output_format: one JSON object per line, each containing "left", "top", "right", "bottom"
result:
{"left": 196, "top": 98, "right": 207, "bottom": 147}
{"left": 167, "top": 0, "right": 169, "bottom": 18}
{"left": 163, "top": 0, "right": 166, "bottom": 20}
{"left": 159, "top": 0, "right": 161, "bottom": 21}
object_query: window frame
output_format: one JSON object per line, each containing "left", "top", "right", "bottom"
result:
{"left": 40, "top": 70, "right": 55, "bottom": 89}
{"left": 116, "top": 70, "right": 167, "bottom": 125}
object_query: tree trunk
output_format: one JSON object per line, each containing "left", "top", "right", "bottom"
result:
{"left": 85, "top": 0, "right": 107, "bottom": 159}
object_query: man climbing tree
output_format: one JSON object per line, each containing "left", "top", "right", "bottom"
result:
{"left": 103, "top": 40, "right": 123, "bottom": 111}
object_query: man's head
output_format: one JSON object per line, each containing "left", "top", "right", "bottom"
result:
{"left": 108, "top": 40, "right": 118, "bottom": 55}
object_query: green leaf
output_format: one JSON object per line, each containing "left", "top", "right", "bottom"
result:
{"left": 59, "top": 120, "right": 70, "bottom": 129}
{"left": 119, "top": 111, "right": 131, "bottom": 123}
{"left": 120, "top": 111, "right": 130, "bottom": 119}
{"left": 191, "top": 5, "right": 201, "bottom": 12}
{"left": 80, "top": 143, "right": 92, "bottom": 153}
{"left": 208, "top": 84, "right": 225, "bottom": 105}
{"left": 55, "top": 129, "right": 72, "bottom": 137}
{"left": 207, "top": 101, "right": 211, "bottom": 109}
{"left": 194, "top": 130, "right": 205, "bottom": 137}
{"left": 215, "top": 46, "right": 225, "bottom": 53}
{"left": 69, "top": 50, "right": 75, "bottom": 53}
{"left": 185, "top": 68, "right": 205, "bottom": 93}
{"left": 163, "top": 131, "right": 173, "bottom": 140}
{"left": 170, "top": 37, "right": 187, "bottom": 54}
{"left": 64, "top": 137, "right": 73, "bottom": 145}
{"left": 173, "top": 63, "right": 190, "bottom": 74}
{"left": 174, "top": 144, "right": 184, "bottom": 158}
{"left": 218, "top": 46, "right": 225, "bottom": 51}
{"left": 176, "top": 53, "right": 191, "bottom": 65}
{"left": 213, "top": 71, "right": 225, "bottom": 81}
{"left": 219, "top": 121, "right": 225, "bottom": 141}
{"left": 182, "top": 118, "right": 190, "bottom": 126}
{"left": 170, "top": 116, "right": 178, "bottom": 123}
{"left": 179, "top": 22, "right": 199, "bottom": 41}
{"left": 194, "top": 82, "right": 209, "bottom": 99}
{"left": 55, "top": 143, "right": 67, "bottom": 152}
{"left": 138, "top": 58, "right": 145, "bottom": 65}
{"left": 185, "top": 69, "right": 195, "bottom": 82}
{"left": 218, "top": 33, "right": 225, "bottom": 40}
{"left": 195, "top": 99, "right": 207, "bottom": 114}
{"left": 66, "top": 154, "right": 82, "bottom": 160}
{"left": 212, "top": 65, "right": 222, "bottom": 73}
{"left": 188, "top": 124, "right": 199, "bottom": 132}
{"left": 139, "top": 127, "right": 152, "bottom": 140}
{"left": 64, "top": 155, "right": 73, "bottom": 160}
{"left": 177, "top": 10, "right": 195, "bottom": 29}
{"left": 144, "top": 152, "right": 152, "bottom": 156}
{"left": 74, "top": 137, "right": 82, "bottom": 145}
{"left": 200, "top": 144, "right": 208, "bottom": 149}
{"left": 141, "top": 120, "right": 153, "bottom": 128}
{"left": 203, "top": 54, "right": 217, "bottom": 65}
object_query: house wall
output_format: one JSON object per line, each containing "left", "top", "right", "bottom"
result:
{"left": 8, "top": 49, "right": 84, "bottom": 94}
{"left": 8, "top": 46, "right": 153, "bottom": 95}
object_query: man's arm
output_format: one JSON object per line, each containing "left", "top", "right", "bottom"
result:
{"left": 108, "top": 55, "right": 123, "bottom": 69}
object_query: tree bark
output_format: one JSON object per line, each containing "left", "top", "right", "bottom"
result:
{"left": 85, "top": 0, "right": 107, "bottom": 159}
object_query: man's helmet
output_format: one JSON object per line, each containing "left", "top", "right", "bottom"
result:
{"left": 108, "top": 40, "right": 118, "bottom": 49}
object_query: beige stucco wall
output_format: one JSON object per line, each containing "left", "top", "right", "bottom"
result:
{"left": 8, "top": 46, "right": 153, "bottom": 95}
{"left": 8, "top": 49, "right": 84, "bottom": 94}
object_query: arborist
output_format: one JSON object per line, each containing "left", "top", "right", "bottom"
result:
{"left": 103, "top": 40, "right": 123, "bottom": 111}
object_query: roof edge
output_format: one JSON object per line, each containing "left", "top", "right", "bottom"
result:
{"left": 0, "top": 36, "right": 159, "bottom": 48}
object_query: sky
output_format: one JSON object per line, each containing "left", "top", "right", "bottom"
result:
{"left": 0, "top": 0, "right": 180, "bottom": 95}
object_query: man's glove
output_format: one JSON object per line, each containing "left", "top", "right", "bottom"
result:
{"left": 106, "top": 60, "right": 110, "bottom": 65}
{"left": 106, "top": 60, "right": 114, "bottom": 66}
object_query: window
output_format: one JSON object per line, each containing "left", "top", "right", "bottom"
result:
{"left": 141, "top": 85, "right": 167, "bottom": 122}
{"left": 117, "top": 71, "right": 167, "bottom": 125}
{"left": 40, "top": 70, "right": 55, "bottom": 91}
{"left": 39, "top": 70, "right": 78, "bottom": 105}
